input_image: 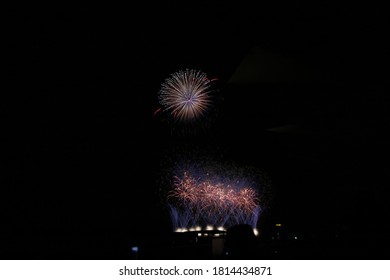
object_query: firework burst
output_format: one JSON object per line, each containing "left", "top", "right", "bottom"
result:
{"left": 167, "top": 170, "right": 262, "bottom": 231}
{"left": 157, "top": 69, "right": 216, "bottom": 122}
{"left": 156, "top": 144, "right": 272, "bottom": 233}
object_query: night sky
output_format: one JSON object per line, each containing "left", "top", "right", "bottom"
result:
{"left": 3, "top": 3, "right": 389, "bottom": 259}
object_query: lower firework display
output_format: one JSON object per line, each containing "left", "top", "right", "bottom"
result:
{"left": 168, "top": 171, "right": 261, "bottom": 234}
{"left": 157, "top": 143, "right": 273, "bottom": 238}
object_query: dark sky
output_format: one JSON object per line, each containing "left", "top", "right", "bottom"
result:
{"left": 3, "top": 3, "right": 389, "bottom": 259}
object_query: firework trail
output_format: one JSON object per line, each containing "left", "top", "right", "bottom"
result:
{"left": 158, "top": 69, "right": 216, "bottom": 122}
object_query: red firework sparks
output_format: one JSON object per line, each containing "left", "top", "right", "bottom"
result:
{"left": 168, "top": 173, "right": 260, "bottom": 215}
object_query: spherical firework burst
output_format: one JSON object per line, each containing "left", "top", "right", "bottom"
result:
{"left": 157, "top": 69, "right": 216, "bottom": 123}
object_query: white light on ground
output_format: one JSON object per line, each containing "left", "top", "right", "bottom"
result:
{"left": 253, "top": 228, "right": 259, "bottom": 236}
{"left": 175, "top": 228, "right": 188, "bottom": 232}
{"left": 131, "top": 246, "right": 139, "bottom": 252}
